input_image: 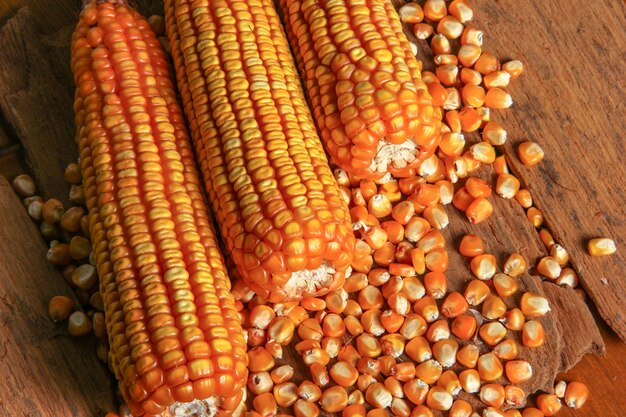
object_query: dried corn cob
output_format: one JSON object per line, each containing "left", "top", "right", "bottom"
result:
{"left": 164, "top": 0, "right": 354, "bottom": 301}
{"left": 279, "top": 0, "right": 441, "bottom": 179}
{"left": 71, "top": 2, "right": 247, "bottom": 416}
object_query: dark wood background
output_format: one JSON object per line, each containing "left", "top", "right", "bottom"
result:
{"left": 0, "top": 1, "right": 624, "bottom": 416}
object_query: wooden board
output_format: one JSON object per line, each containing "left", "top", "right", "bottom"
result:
{"left": 0, "top": 175, "right": 116, "bottom": 417}
{"left": 473, "top": 0, "right": 626, "bottom": 341}
{"left": 0, "top": 9, "right": 77, "bottom": 206}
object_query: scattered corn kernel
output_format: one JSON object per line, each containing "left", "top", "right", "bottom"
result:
{"left": 587, "top": 238, "right": 617, "bottom": 256}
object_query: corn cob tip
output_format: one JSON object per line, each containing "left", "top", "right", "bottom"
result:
{"left": 165, "top": 388, "right": 247, "bottom": 417}
{"left": 284, "top": 261, "right": 336, "bottom": 299}
{"left": 166, "top": 398, "right": 219, "bottom": 417}
{"left": 371, "top": 140, "right": 420, "bottom": 174}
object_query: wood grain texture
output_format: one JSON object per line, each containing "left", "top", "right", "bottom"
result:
{"left": 0, "top": 175, "right": 116, "bottom": 417}
{"left": 0, "top": 9, "right": 77, "bottom": 206}
{"left": 557, "top": 325, "right": 626, "bottom": 417}
{"left": 472, "top": 0, "right": 626, "bottom": 341}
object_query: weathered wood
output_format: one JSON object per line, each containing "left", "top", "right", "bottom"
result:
{"left": 0, "top": 117, "right": 14, "bottom": 149}
{"left": 0, "top": 148, "right": 28, "bottom": 181}
{"left": 0, "top": 9, "right": 77, "bottom": 205}
{"left": 0, "top": 175, "right": 115, "bottom": 417}
{"left": 558, "top": 325, "right": 626, "bottom": 417}
{"left": 473, "top": 0, "right": 626, "bottom": 341}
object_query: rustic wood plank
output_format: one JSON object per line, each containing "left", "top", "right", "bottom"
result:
{"left": 557, "top": 325, "right": 626, "bottom": 417}
{"left": 472, "top": 0, "right": 626, "bottom": 340}
{"left": 0, "top": 117, "right": 14, "bottom": 149}
{"left": 0, "top": 0, "right": 76, "bottom": 34}
{"left": 0, "top": 175, "right": 115, "bottom": 417}
{"left": 0, "top": 147, "right": 28, "bottom": 181}
{"left": 0, "top": 8, "right": 77, "bottom": 205}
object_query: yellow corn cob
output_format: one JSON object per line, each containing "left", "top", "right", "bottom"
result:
{"left": 71, "top": 2, "right": 247, "bottom": 416}
{"left": 279, "top": 0, "right": 441, "bottom": 180}
{"left": 164, "top": 0, "right": 355, "bottom": 302}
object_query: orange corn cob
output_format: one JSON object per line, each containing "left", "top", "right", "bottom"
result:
{"left": 279, "top": 0, "right": 441, "bottom": 179}
{"left": 71, "top": 2, "right": 247, "bottom": 416}
{"left": 164, "top": 0, "right": 354, "bottom": 301}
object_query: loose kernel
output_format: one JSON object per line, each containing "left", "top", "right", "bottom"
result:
{"left": 25, "top": 196, "right": 44, "bottom": 221}
{"left": 537, "top": 256, "right": 561, "bottom": 279}
{"left": 493, "top": 338, "right": 519, "bottom": 360}
{"left": 554, "top": 381, "right": 567, "bottom": 398}
{"left": 493, "top": 273, "right": 519, "bottom": 297}
{"left": 496, "top": 174, "right": 521, "bottom": 199}
{"left": 436, "top": 64, "right": 459, "bottom": 86}
{"left": 484, "top": 88, "right": 513, "bottom": 109}
{"left": 271, "top": 365, "right": 294, "bottom": 384}
{"left": 522, "top": 320, "right": 545, "bottom": 347}
{"left": 482, "top": 121, "right": 508, "bottom": 146}
{"left": 297, "top": 380, "right": 322, "bottom": 402}
{"left": 464, "top": 279, "right": 490, "bottom": 306}
{"left": 470, "top": 253, "right": 497, "bottom": 280}
{"left": 536, "top": 394, "right": 562, "bottom": 416}
{"left": 460, "top": 68, "right": 483, "bottom": 85}
{"left": 459, "top": 234, "right": 484, "bottom": 257}
{"left": 459, "top": 369, "right": 481, "bottom": 393}
{"left": 505, "top": 360, "right": 533, "bottom": 384}
{"left": 466, "top": 177, "right": 492, "bottom": 198}
{"left": 437, "top": 16, "right": 464, "bottom": 39}
{"left": 502, "top": 60, "right": 525, "bottom": 79}
{"left": 587, "top": 238, "right": 617, "bottom": 256}
{"left": 69, "top": 235, "right": 92, "bottom": 260}
{"left": 515, "top": 189, "right": 533, "bottom": 208}
{"left": 484, "top": 71, "right": 512, "bottom": 89}
{"left": 320, "top": 386, "right": 348, "bottom": 413}
{"left": 365, "top": 383, "right": 393, "bottom": 409}
{"left": 466, "top": 197, "right": 493, "bottom": 224}
{"left": 461, "top": 25, "right": 484, "bottom": 46}
{"left": 520, "top": 292, "right": 551, "bottom": 317}
{"left": 479, "top": 384, "right": 505, "bottom": 408}
{"left": 518, "top": 141, "right": 545, "bottom": 166}
{"left": 477, "top": 353, "right": 504, "bottom": 382}
{"left": 42, "top": 198, "right": 64, "bottom": 224}
{"left": 556, "top": 267, "right": 579, "bottom": 287}
{"left": 503, "top": 308, "right": 525, "bottom": 331}
{"left": 398, "top": 3, "right": 424, "bottom": 23}
{"left": 13, "top": 174, "right": 37, "bottom": 197}
{"left": 451, "top": 315, "right": 477, "bottom": 341}
{"left": 479, "top": 322, "right": 507, "bottom": 346}
{"left": 48, "top": 295, "right": 75, "bottom": 322}
{"left": 482, "top": 294, "right": 507, "bottom": 319}
{"left": 448, "top": 0, "right": 473, "bottom": 23}
{"left": 564, "top": 381, "right": 589, "bottom": 409}
{"left": 47, "top": 243, "right": 71, "bottom": 266}
{"left": 68, "top": 311, "right": 91, "bottom": 337}
{"left": 426, "top": 386, "right": 454, "bottom": 410}
{"left": 424, "top": 0, "right": 448, "bottom": 21}
{"left": 414, "top": 23, "right": 435, "bottom": 40}
{"left": 460, "top": 108, "right": 483, "bottom": 132}
{"left": 527, "top": 207, "right": 544, "bottom": 227}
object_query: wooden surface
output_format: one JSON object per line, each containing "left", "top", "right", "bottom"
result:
{"left": 0, "top": 176, "right": 116, "bottom": 417}
{"left": 0, "top": 1, "right": 623, "bottom": 417}
{"left": 475, "top": 0, "right": 626, "bottom": 343}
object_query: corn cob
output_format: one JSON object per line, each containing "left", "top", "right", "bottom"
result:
{"left": 163, "top": 0, "right": 355, "bottom": 302}
{"left": 279, "top": 0, "right": 441, "bottom": 179}
{"left": 71, "top": 2, "right": 247, "bottom": 416}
